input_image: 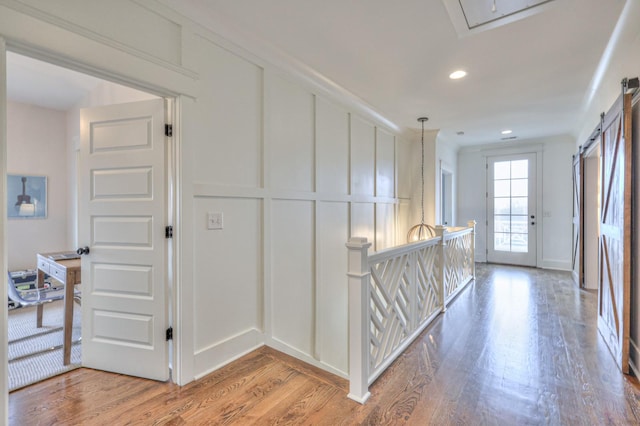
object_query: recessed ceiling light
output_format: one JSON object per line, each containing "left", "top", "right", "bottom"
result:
{"left": 501, "top": 129, "right": 513, "bottom": 135}
{"left": 449, "top": 70, "right": 467, "bottom": 79}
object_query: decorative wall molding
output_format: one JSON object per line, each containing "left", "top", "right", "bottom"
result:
{"left": 0, "top": 0, "right": 198, "bottom": 79}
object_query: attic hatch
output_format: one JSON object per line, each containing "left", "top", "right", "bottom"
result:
{"left": 443, "top": 0, "right": 557, "bottom": 37}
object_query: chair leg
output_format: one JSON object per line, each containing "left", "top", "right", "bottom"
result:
{"left": 36, "top": 270, "right": 45, "bottom": 328}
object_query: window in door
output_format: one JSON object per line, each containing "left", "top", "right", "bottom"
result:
{"left": 487, "top": 153, "right": 537, "bottom": 266}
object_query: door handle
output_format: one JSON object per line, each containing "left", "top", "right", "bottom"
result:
{"left": 531, "top": 222, "right": 536, "bottom": 226}
{"left": 530, "top": 215, "right": 535, "bottom": 219}
{"left": 77, "top": 246, "right": 90, "bottom": 256}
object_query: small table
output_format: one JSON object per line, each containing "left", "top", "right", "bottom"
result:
{"left": 36, "top": 252, "right": 81, "bottom": 365}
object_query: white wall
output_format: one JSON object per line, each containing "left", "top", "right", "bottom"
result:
{"left": 183, "top": 41, "right": 404, "bottom": 378}
{"left": 458, "top": 135, "right": 575, "bottom": 269}
{"left": 575, "top": 0, "right": 640, "bottom": 147}
{"left": 1, "top": 2, "right": 412, "bottom": 422}
{"left": 7, "top": 101, "right": 69, "bottom": 271}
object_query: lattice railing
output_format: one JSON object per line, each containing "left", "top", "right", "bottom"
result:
{"left": 443, "top": 228, "right": 474, "bottom": 302}
{"left": 346, "top": 221, "right": 475, "bottom": 404}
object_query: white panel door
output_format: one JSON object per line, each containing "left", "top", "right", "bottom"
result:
{"left": 79, "top": 99, "right": 169, "bottom": 381}
{"left": 487, "top": 153, "right": 537, "bottom": 266}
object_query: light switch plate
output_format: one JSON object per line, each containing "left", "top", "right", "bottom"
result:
{"left": 207, "top": 212, "right": 223, "bottom": 230}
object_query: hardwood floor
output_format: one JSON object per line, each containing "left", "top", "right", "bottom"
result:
{"left": 9, "top": 264, "right": 640, "bottom": 425}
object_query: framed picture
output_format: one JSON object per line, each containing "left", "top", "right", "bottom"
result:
{"left": 7, "top": 175, "right": 47, "bottom": 219}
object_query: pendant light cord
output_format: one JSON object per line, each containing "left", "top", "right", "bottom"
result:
{"left": 420, "top": 118, "right": 425, "bottom": 225}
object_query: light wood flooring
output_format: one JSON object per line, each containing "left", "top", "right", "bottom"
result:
{"left": 9, "top": 264, "right": 640, "bottom": 425}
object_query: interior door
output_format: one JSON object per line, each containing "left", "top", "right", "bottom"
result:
{"left": 79, "top": 98, "right": 169, "bottom": 381}
{"left": 598, "top": 93, "right": 632, "bottom": 374}
{"left": 572, "top": 152, "right": 584, "bottom": 287}
{"left": 487, "top": 153, "right": 537, "bottom": 266}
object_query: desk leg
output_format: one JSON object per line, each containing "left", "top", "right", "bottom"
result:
{"left": 63, "top": 270, "right": 75, "bottom": 366}
{"left": 36, "top": 269, "right": 45, "bottom": 328}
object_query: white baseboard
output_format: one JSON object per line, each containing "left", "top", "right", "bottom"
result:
{"left": 541, "top": 259, "right": 571, "bottom": 271}
{"left": 630, "top": 339, "right": 640, "bottom": 378}
{"left": 193, "top": 328, "right": 264, "bottom": 380}
{"left": 266, "top": 337, "right": 348, "bottom": 379}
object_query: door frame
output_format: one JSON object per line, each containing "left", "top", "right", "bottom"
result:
{"left": 582, "top": 141, "right": 601, "bottom": 290}
{"left": 1, "top": 43, "right": 181, "bottom": 385}
{"left": 482, "top": 145, "right": 543, "bottom": 267}
{"left": 438, "top": 159, "right": 454, "bottom": 226}
{"left": 1, "top": 36, "right": 9, "bottom": 420}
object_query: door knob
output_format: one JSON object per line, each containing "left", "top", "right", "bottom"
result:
{"left": 530, "top": 215, "right": 535, "bottom": 219}
{"left": 77, "top": 246, "right": 90, "bottom": 256}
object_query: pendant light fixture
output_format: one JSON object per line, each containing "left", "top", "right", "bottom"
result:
{"left": 407, "top": 117, "right": 435, "bottom": 242}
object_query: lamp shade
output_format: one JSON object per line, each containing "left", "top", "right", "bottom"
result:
{"left": 407, "top": 223, "right": 435, "bottom": 242}
{"left": 18, "top": 203, "right": 35, "bottom": 216}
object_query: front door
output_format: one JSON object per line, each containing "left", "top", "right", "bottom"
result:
{"left": 487, "top": 153, "right": 537, "bottom": 266}
{"left": 79, "top": 98, "right": 169, "bottom": 381}
{"left": 597, "top": 92, "right": 632, "bottom": 374}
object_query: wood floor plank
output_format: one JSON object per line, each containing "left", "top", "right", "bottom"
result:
{"left": 9, "top": 264, "right": 640, "bottom": 425}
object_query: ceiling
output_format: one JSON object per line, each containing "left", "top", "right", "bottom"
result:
{"left": 6, "top": 0, "right": 627, "bottom": 146}
{"left": 161, "top": 0, "right": 626, "bottom": 146}
{"left": 7, "top": 51, "right": 105, "bottom": 111}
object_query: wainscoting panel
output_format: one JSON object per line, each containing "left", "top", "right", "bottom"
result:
{"left": 316, "top": 201, "right": 349, "bottom": 375}
{"left": 350, "top": 115, "right": 376, "bottom": 196}
{"left": 316, "top": 96, "right": 349, "bottom": 195}
{"left": 270, "top": 199, "right": 315, "bottom": 356}
{"left": 192, "top": 197, "right": 262, "bottom": 351}
{"left": 351, "top": 202, "right": 375, "bottom": 243}
{"left": 190, "top": 37, "right": 263, "bottom": 188}
{"left": 268, "top": 74, "right": 315, "bottom": 192}
{"left": 376, "top": 128, "right": 395, "bottom": 198}
{"left": 375, "top": 203, "right": 396, "bottom": 251}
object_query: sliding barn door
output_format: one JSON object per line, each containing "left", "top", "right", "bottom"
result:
{"left": 572, "top": 152, "right": 584, "bottom": 287}
{"left": 598, "top": 93, "right": 633, "bottom": 373}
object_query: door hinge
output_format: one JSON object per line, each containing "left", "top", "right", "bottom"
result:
{"left": 166, "top": 326, "right": 173, "bottom": 341}
{"left": 165, "top": 124, "right": 173, "bottom": 137}
{"left": 165, "top": 225, "right": 173, "bottom": 239}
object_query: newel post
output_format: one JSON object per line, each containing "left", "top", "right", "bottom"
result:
{"left": 346, "top": 237, "right": 372, "bottom": 404}
{"left": 434, "top": 225, "right": 448, "bottom": 312}
{"left": 467, "top": 220, "right": 477, "bottom": 279}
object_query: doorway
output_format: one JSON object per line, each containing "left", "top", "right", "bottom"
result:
{"left": 487, "top": 153, "right": 538, "bottom": 267}
{"left": 582, "top": 143, "right": 600, "bottom": 290}
{"left": 441, "top": 167, "right": 453, "bottom": 226}
{"left": 5, "top": 51, "right": 172, "bottom": 389}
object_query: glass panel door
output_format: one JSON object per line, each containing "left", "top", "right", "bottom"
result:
{"left": 487, "top": 153, "right": 537, "bottom": 266}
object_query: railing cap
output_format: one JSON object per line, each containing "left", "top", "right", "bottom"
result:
{"left": 346, "top": 237, "right": 372, "bottom": 249}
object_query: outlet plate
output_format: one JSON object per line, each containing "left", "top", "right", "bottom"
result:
{"left": 207, "top": 212, "right": 223, "bottom": 230}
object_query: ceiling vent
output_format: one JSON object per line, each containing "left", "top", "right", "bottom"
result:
{"left": 443, "top": 0, "right": 557, "bottom": 37}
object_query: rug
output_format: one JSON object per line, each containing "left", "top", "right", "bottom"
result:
{"left": 8, "top": 299, "right": 81, "bottom": 391}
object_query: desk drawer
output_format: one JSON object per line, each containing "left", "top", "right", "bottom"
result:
{"left": 49, "top": 263, "right": 67, "bottom": 284}
{"left": 37, "top": 258, "right": 50, "bottom": 275}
